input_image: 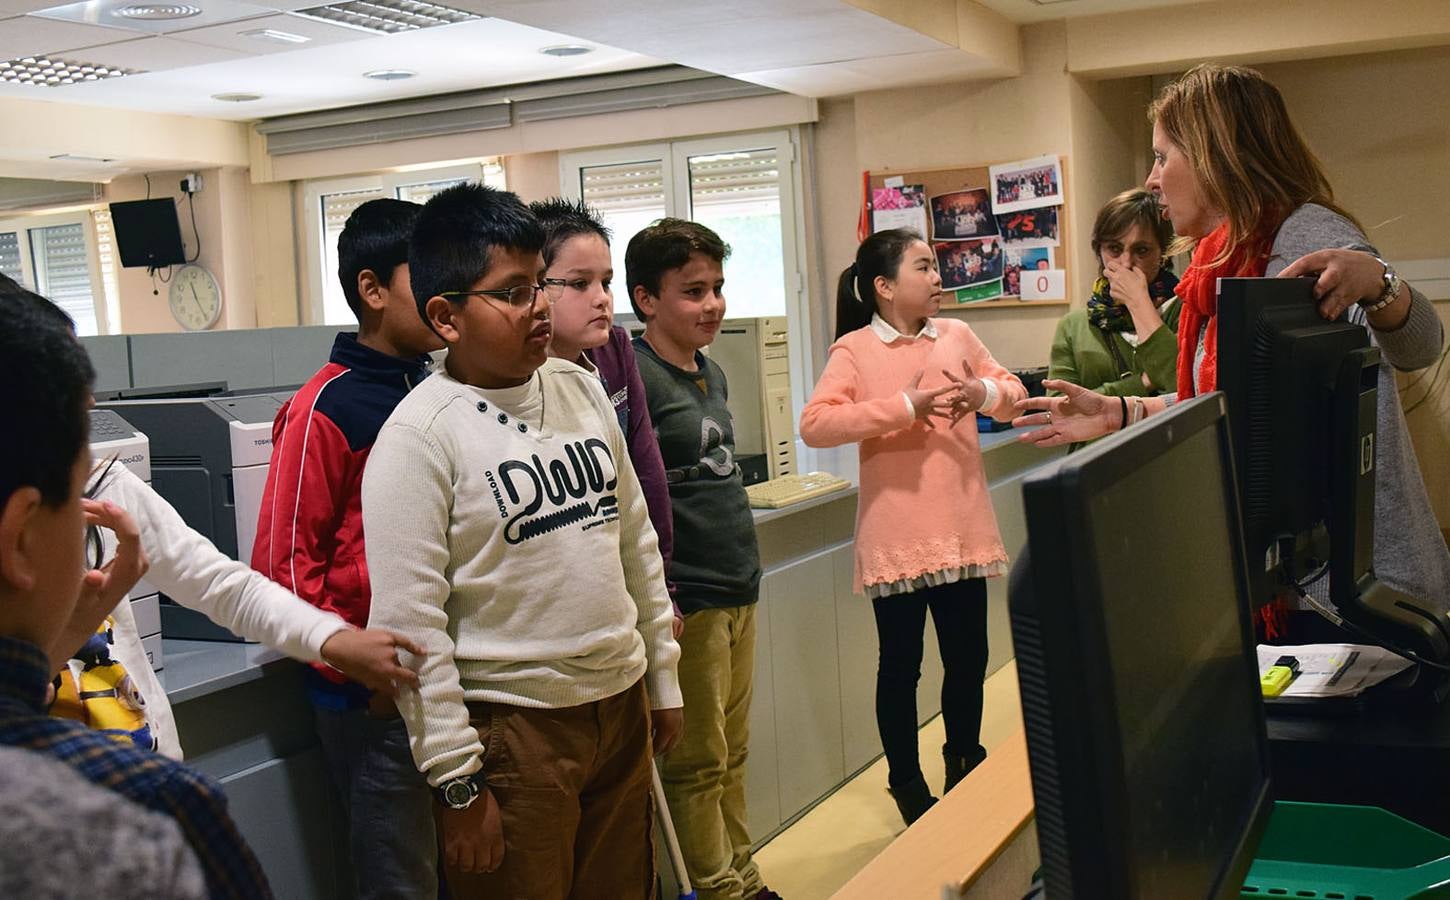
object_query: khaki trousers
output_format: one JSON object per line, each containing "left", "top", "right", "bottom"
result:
{"left": 658, "top": 605, "right": 763, "bottom": 900}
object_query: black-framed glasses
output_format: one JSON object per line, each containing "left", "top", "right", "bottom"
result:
{"left": 440, "top": 280, "right": 568, "bottom": 308}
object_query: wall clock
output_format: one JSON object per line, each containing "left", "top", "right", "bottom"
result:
{"left": 169, "top": 263, "right": 223, "bottom": 331}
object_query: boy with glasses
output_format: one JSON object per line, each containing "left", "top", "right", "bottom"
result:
{"left": 363, "top": 183, "right": 682, "bottom": 899}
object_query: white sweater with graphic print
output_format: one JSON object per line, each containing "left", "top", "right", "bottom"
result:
{"left": 362, "top": 358, "right": 683, "bottom": 786}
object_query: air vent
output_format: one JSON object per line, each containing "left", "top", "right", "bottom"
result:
{"left": 0, "top": 56, "right": 141, "bottom": 86}
{"left": 290, "top": 0, "right": 481, "bottom": 34}
{"left": 113, "top": 3, "right": 201, "bottom": 19}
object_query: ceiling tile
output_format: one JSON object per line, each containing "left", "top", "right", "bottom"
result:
{"left": 0, "top": 15, "right": 136, "bottom": 58}
{"left": 740, "top": 49, "right": 1003, "bottom": 98}
{"left": 30, "top": 0, "right": 277, "bottom": 36}
{"left": 169, "top": 11, "right": 368, "bottom": 53}
{"left": 0, "top": 17, "right": 667, "bottom": 119}
{"left": 0, "top": 0, "right": 72, "bottom": 13}
{"left": 67, "top": 34, "right": 251, "bottom": 69}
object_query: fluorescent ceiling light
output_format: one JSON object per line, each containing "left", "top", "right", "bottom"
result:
{"left": 0, "top": 56, "right": 141, "bottom": 86}
{"left": 212, "top": 91, "right": 263, "bottom": 101}
{"left": 239, "top": 27, "right": 311, "bottom": 44}
{"left": 291, "top": 0, "right": 480, "bottom": 35}
{"left": 539, "top": 44, "right": 593, "bottom": 58}
{"left": 363, "top": 68, "right": 415, "bottom": 80}
{"left": 113, "top": 3, "right": 202, "bottom": 18}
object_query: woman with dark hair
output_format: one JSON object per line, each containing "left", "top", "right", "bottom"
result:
{"left": 1049, "top": 189, "right": 1179, "bottom": 398}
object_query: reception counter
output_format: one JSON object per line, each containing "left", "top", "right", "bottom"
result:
{"left": 166, "top": 430, "right": 1063, "bottom": 899}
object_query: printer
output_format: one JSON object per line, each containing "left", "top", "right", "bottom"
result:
{"left": 96, "top": 387, "right": 292, "bottom": 642}
{"left": 88, "top": 408, "right": 165, "bottom": 670}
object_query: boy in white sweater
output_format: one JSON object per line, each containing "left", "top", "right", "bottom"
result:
{"left": 363, "top": 183, "right": 683, "bottom": 899}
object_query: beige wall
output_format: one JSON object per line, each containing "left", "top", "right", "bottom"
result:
{"left": 105, "top": 168, "right": 294, "bottom": 333}
{"left": 249, "top": 180, "right": 301, "bottom": 328}
{"left": 1249, "top": 46, "right": 1450, "bottom": 527}
{"left": 1257, "top": 45, "right": 1450, "bottom": 262}
{"left": 1066, "top": 0, "right": 1450, "bottom": 78}
{"left": 0, "top": 97, "right": 248, "bottom": 181}
{"left": 504, "top": 151, "right": 562, "bottom": 202}
{"left": 106, "top": 170, "right": 232, "bottom": 334}
{"left": 809, "top": 22, "right": 1152, "bottom": 371}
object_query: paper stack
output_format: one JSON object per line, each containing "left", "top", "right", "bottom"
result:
{"left": 1255, "top": 643, "right": 1414, "bottom": 699}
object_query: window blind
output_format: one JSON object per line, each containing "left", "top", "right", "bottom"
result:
{"left": 688, "top": 149, "right": 781, "bottom": 209}
{"left": 29, "top": 222, "right": 97, "bottom": 336}
{"left": 581, "top": 160, "right": 666, "bottom": 213}
{"left": 0, "top": 231, "right": 23, "bottom": 285}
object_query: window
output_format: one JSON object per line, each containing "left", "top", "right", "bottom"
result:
{"left": 0, "top": 231, "right": 23, "bottom": 284}
{"left": 303, "top": 161, "right": 505, "bottom": 325}
{"left": 562, "top": 130, "right": 810, "bottom": 416}
{"left": 566, "top": 136, "right": 799, "bottom": 323}
{"left": 578, "top": 157, "right": 667, "bottom": 308}
{"left": 0, "top": 212, "right": 109, "bottom": 336}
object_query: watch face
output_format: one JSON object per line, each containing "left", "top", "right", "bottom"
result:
{"left": 444, "top": 781, "right": 473, "bottom": 807}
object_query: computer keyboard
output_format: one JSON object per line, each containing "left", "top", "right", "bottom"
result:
{"left": 744, "top": 471, "right": 852, "bottom": 509}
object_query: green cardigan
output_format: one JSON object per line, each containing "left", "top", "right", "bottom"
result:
{"left": 1048, "top": 298, "right": 1181, "bottom": 396}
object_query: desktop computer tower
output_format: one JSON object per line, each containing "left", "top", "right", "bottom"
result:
{"left": 708, "top": 316, "right": 796, "bottom": 483}
{"left": 89, "top": 409, "right": 165, "bottom": 671}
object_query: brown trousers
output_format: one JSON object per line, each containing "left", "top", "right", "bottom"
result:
{"left": 443, "top": 679, "right": 656, "bottom": 900}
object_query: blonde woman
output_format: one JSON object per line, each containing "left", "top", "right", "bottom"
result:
{"left": 1013, "top": 63, "right": 1448, "bottom": 616}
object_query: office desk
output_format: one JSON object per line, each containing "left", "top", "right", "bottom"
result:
{"left": 1267, "top": 695, "right": 1450, "bottom": 835}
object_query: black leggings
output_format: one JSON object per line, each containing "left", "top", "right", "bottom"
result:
{"left": 871, "top": 577, "right": 989, "bottom": 788}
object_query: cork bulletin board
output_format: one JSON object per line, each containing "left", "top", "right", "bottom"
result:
{"left": 864, "top": 158, "right": 1071, "bottom": 310}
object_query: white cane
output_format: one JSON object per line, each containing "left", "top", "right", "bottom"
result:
{"left": 652, "top": 761, "right": 696, "bottom": 900}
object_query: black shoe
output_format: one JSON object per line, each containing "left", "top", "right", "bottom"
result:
{"left": 887, "top": 774, "right": 939, "bottom": 826}
{"left": 753, "top": 890, "right": 784, "bottom": 900}
{"left": 943, "top": 744, "right": 987, "bottom": 795}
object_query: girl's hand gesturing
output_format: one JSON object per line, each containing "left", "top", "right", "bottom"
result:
{"left": 942, "top": 359, "right": 987, "bottom": 426}
{"left": 904, "top": 369, "right": 959, "bottom": 426}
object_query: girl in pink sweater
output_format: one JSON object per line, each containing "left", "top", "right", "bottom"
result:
{"left": 799, "top": 229, "right": 1024, "bottom": 826}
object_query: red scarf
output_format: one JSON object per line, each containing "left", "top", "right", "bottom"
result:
{"left": 1174, "top": 223, "right": 1270, "bottom": 398}
{"left": 1175, "top": 225, "right": 1287, "bottom": 637}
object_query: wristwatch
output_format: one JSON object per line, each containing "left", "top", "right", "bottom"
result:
{"left": 435, "top": 774, "right": 481, "bottom": 810}
{"left": 1360, "top": 256, "right": 1403, "bottom": 313}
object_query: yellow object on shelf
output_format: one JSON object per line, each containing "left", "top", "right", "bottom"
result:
{"left": 745, "top": 471, "right": 852, "bottom": 509}
{"left": 1261, "top": 665, "right": 1295, "bottom": 697}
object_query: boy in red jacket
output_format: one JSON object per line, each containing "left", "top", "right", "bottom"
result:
{"left": 251, "top": 198, "right": 443, "bottom": 897}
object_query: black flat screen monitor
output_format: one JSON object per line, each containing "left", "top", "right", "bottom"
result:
{"left": 1216, "top": 276, "right": 1450, "bottom": 674}
{"left": 1216, "top": 276, "right": 1376, "bottom": 608}
{"left": 1010, "top": 393, "right": 1272, "bottom": 899}
{"left": 109, "top": 198, "right": 186, "bottom": 268}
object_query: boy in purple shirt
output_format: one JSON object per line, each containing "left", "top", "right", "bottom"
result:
{"left": 531, "top": 197, "right": 682, "bottom": 634}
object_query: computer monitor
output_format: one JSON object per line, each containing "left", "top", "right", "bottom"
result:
{"left": 1010, "top": 394, "right": 1272, "bottom": 899}
{"left": 1216, "top": 277, "right": 1450, "bottom": 670}
{"left": 109, "top": 198, "right": 187, "bottom": 269}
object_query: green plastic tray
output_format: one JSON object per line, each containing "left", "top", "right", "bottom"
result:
{"left": 1242, "top": 801, "right": 1450, "bottom": 899}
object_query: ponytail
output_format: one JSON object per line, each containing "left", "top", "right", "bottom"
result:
{"left": 833, "top": 228, "right": 921, "bottom": 340}
{"left": 834, "top": 262, "right": 874, "bottom": 340}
